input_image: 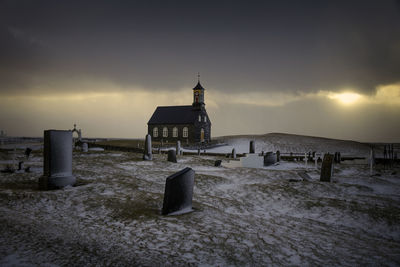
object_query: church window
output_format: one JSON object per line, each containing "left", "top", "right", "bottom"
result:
{"left": 153, "top": 127, "right": 158, "bottom": 137}
{"left": 183, "top": 127, "right": 188, "bottom": 138}
{"left": 204, "top": 116, "right": 207, "bottom": 122}
{"left": 163, "top": 127, "right": 168, "bottom": 137}
{"left": 173, "top": 127, "right": 178, "bottom": 137}
{"left": 198, "top": 115, "right": 201, "bottom": 122}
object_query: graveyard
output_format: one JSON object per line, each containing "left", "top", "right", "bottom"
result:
{"left": 0, "top": 133, "right": 399, "bottom": 266}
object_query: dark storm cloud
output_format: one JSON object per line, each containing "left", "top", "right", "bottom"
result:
{"left": 0, "top": 0, "right": 399, "bottom": 95}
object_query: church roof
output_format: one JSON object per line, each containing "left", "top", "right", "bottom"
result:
{"left": 148, "top": 105, "right": 203, "bottom": 125}
{"left": 193, "top": 81, "right": 204, "bottom": 90}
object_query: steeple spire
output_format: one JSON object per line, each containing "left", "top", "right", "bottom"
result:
{"left": 197, "top": 72, "right": 200, "bottom": 83}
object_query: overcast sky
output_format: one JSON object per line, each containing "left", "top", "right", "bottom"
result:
{"left": 1, "top": 0, "right": 399, "bottom": 142}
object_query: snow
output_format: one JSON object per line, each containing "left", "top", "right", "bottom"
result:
{"left": 0, "top": 135, "right": 399, "bottom": 266}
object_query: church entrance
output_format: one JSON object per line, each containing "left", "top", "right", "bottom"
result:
{"left": 200, "top": 128, "right": 205, "bottom": 142}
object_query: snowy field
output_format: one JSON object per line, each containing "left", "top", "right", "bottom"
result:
{"left": 1, "top": 137, "right": 400, "bottom": 266}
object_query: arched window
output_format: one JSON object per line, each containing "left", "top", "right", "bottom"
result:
{"left": 183, "top": 127, "right": 188, "bottom": 138}
{"left": 163, "top": 127, "right": 168, "bottom": 137}
{"left": 204, "top": 116, "right": 207, "bottom": 122}
{"left": 198, "top": 115, "right": 201, "bottom": 122}
{"left": 153, "top": 127, "right": 158, "bottom": 137}
{"left": 172, "top": 127, "right": 178, "bottom": 137}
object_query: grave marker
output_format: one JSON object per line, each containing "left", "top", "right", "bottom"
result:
{"left": 40, "top": 130, "right": 76, "bottom": 189}
{"left": 162, "top": 167, "right": 195, "bottom": 215}
{"left": 320, "top": 154, "right": 334, "bottom": 182}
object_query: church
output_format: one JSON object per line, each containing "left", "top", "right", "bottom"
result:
{"left": 147, "top": 79, "right": 211, "bottom": 144}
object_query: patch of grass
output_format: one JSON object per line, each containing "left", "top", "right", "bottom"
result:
{"left": 103, "top": 192, "right": 162, "bottom": 221}
{"left": 195, "top": 174, "right": 229, "bottom": 190}
{"left": 366, "top": 205, "right": 400, "bottom": 226}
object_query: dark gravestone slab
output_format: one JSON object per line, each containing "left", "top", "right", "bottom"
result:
{"left": 214, "top": 160, "right": 222, "bottom": 167}
{"left": 40, "top": 130, "right": 75, "bottom": 190}
{"left": 249, "top": 141, "right": 255, "bottom": 154}
{"left": 276, "top": 150, "right": 281, "bottom": 162}
{"left": 25, "top": 148, "right": 32, "bottom": 158}
{"left": 334, "top": 152, "right": 341, "bottom": 163}
{"left": 167, "top": 149, "right": 177, "bottom": 163}
{"left": 18, "top": 161, "right": 24, "bottom": 171}
{"left": 264, "top": 152, "right": 277, "bottom": 166}
{"left": 320, "top": 154, "right": 334, "bottom": 182}
{"left": 162, "top": 167, "right": 195, "bottom": 215}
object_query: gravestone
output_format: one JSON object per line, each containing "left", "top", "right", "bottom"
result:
{"left": 24, "top": 148, "right": 32, "bottom": 158}
{"left": 162, "top": 167, "right": 195, "bottom": 215}
{"left": 370, "top": 148, "right": 375, "bottom": 175}
{"left": 231, "top": 148, "right": 236, "bottom": 159}
{"left": 214, "top": 160, "right": 222, "bottom": 167}
{"left": 264, "top": 152, "right": 277, "bottom": 166}
{"left": 18, "top": 161, "right": 24, "bottom": 171}
{"left": 334, "top": 152, "right": 341, "bottom": 163}
{"left": 143, "top": 134, "right": 152, "bottom": 160}
{"left": 82, "top": 143, "right": 88, "bottom": 153}
{"left": 320, "top": 154, "right": 334, "bottom": 182}
{"left": 314, "top": 153, "right": 319, "bottom": 169}
{"left": 40, "top": 130, "right": 76, "bottom": 189}
{"left": 176, "top": 141, "right": 181, "bottom": 156}
{"left": 249, "top": 141, "right": 255, "bottom": 154}
{"left": 276, "top": 150, "right": 280, "bottom": 162}
{"left": 304, "top": 152, "right": 308, "bottom": 169}
{"left": 167, "top": 149, "right": 177, "bottom": 163}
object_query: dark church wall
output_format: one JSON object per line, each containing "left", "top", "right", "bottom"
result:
{"left": 148, "top": 121, "right": 211, "bottom": 144}
{"left": 148, "top": 124, "right": 195, "bottom": 144}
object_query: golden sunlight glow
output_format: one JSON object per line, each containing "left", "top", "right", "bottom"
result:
{"left": 328, "top": 92, "right": 363, "bottom": 105}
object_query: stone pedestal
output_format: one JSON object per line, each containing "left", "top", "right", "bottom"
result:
{"left": 40, "top": 130, "right": 75, "bottom": 189}
{"left": 162, "top": 167, "right": 195, "bottom": 215}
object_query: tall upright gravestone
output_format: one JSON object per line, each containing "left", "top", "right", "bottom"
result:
{"left": 176, "top": 141, "right": 181, "bottom": 156}
{"left": 231, "top": 148, "right": 236, "bottom": 159}
{"left": 162, "top": 167, "right": 195, "bottom": 215}
{"left": 320, "top": 153, "right": 334, "bottom": 182}
{"left": 249, "top": 141, "right": 255, "bottom": 154}
{"left": 143, "top": 134, "right": 152, "bottom": 160}
{"left": 40, "top": 130, "right": 76, "bottom": 189}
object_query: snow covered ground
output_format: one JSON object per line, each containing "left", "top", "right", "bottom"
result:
{"left": 0, "top": 136, "right": 399, "bottom": 266}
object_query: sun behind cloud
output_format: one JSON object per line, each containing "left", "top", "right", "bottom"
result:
{"left": 328, "top": 92, "right": 363, "bottom": 105}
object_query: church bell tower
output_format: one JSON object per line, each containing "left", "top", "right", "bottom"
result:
{"left": 192, "top": 74, "right": 205, "bottom": 109}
